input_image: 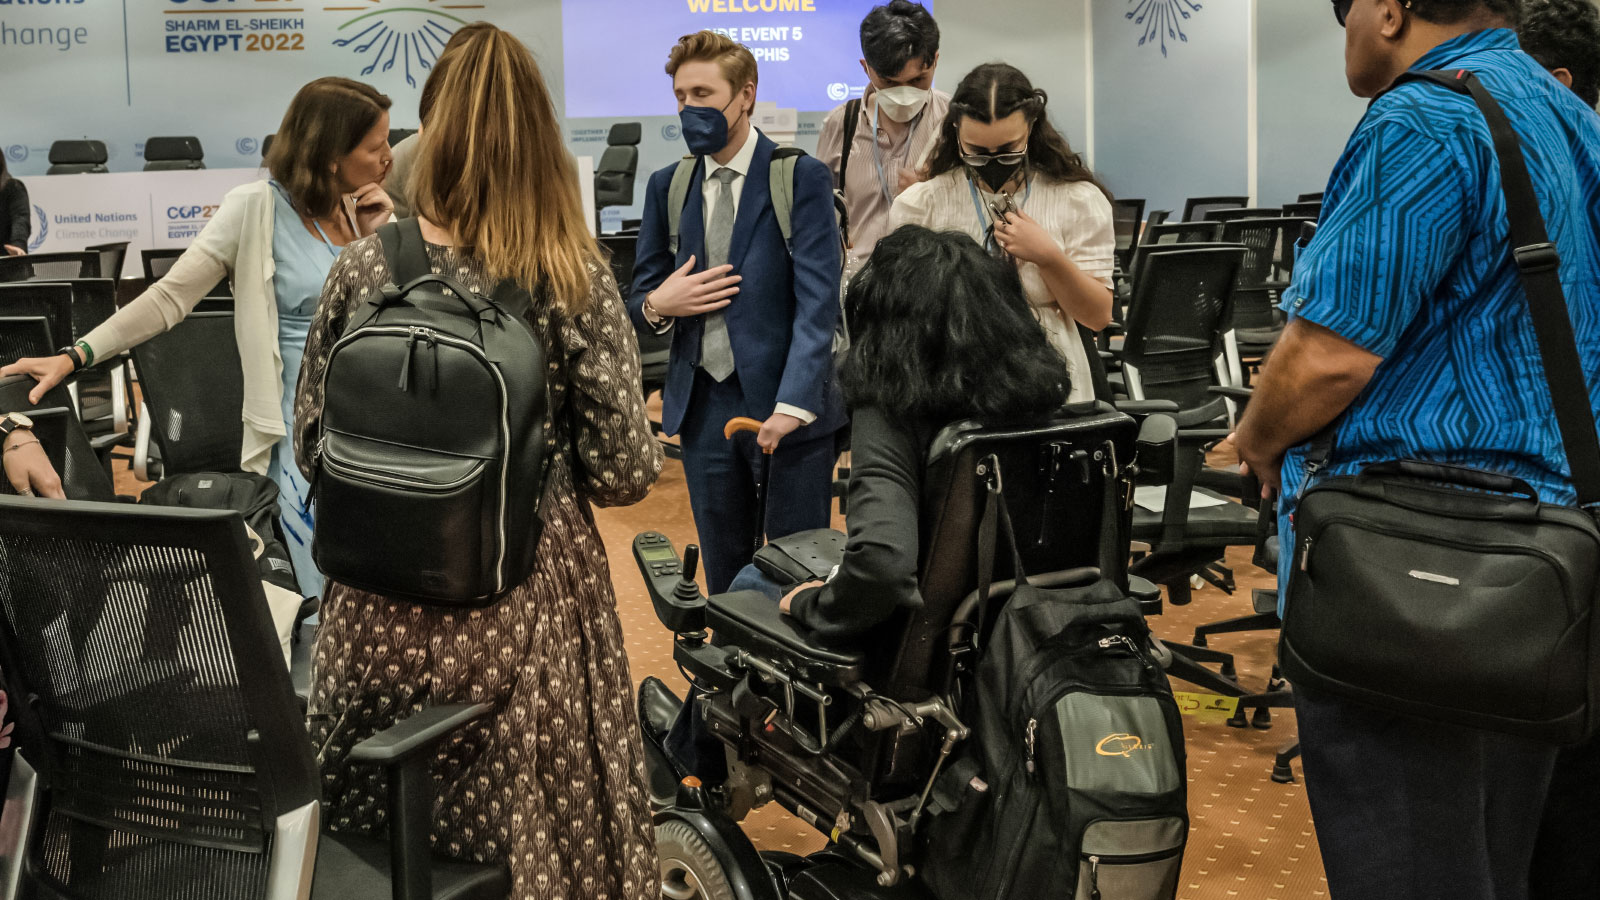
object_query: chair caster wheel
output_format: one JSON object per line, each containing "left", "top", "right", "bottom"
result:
{"left": 1226, "top": 709, "right": 1250, "bottom": 728}
{"left": 1271, "top": 764, "right": 1296, "bottom": 784}
{"left": 1192, "top": 633, "right": 1208, "bottom": 648}
{"left": 1251, "top": 707, "right": 1273, "bottom": 729}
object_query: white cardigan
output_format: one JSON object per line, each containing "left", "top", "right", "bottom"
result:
{"left": 82, "top": 180, "right": 357, "bottom": 476}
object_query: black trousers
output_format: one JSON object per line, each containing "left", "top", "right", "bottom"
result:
{"left": 1530, "top": 733, "right": 1600, "bottom": 896}
{"left": 1295, "top": 686, "right": 1559, "bottom": 900}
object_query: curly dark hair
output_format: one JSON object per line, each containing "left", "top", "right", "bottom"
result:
{"left": 838, "top": 226, "right": 1069, "bottom": 423}
{"left": 1520, "top": 0, "right": 1600, "bottom": 107}
{"left": 1408, "top": 0, "right": 1522, "bottom": 25}
{"left": 860, "top": 0, "right": 940, "bottom": 79}
{"left": 924, "top": 63, "right": 1110, "bottom": 200}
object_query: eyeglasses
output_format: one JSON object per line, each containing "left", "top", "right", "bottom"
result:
{"left": 960, "top": 148, "right": 1027, "bottom": 167}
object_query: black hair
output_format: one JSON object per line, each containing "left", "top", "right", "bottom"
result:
{"left": 860, "top": 0, "right": 939, "bottom": 80}
{"left": 925, "top": 63, "right": 1111, "bottom": 200}
{"left": 838, "top": 226, "right": 1069, "bottom": 423}
{"left": 1520, "top": 0, "right": 1600, "bottom": 107}
{"left": 0, "top": 152, "right": 9, "bottom": 190}
{"left": 1408, "top": 0, "right": 1521, "bottom": 26}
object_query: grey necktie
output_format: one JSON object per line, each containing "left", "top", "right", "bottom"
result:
{"left": 699, "top": 167, "right": 737, "bottom": 382}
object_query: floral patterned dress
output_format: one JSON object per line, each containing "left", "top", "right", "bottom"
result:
{"left": 293, "top": 235, "right": 664, "bottom": 900}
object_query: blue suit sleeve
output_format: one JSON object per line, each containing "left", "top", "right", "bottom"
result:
{"left": 627, "top": 167, "right": 676, "bottom": 333}
{"left": 774, "top": 156, "right": 843, "bottom": 415}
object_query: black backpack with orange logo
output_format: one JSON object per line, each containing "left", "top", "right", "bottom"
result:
{"left": 921, "top": 485, "right": 1188, "bottom": 900}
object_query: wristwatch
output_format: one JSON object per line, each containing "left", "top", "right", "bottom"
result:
{"left": 0, "top": 412, "right": 35, "bottom": 441}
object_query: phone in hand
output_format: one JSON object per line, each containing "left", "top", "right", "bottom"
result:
{"left": 988, "top": 192, "right": 1017, "bottom": 225}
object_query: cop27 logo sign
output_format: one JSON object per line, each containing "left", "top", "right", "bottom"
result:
{"left": 333, "top": 6, "right": 477, "bottom": 87}
{"left": 1128, "top": 0, "right": 1202, "bottom": 57}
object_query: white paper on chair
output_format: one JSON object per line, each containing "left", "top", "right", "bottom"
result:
{"left": 1134, "top": 486, "right": 1231, "bottom": 512}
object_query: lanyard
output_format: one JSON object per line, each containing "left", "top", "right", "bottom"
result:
{"left": 966, "top": 172, "right": 1032, "bottom": 253}
{"left": 272, "top": 179, "right": 344, "bottom": 260}
{"left": 867, "top": 100, "right": 921, "bottom": 209}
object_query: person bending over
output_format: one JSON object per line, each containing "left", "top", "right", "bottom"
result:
{"left": 1, "top": 77, "right": 396, "bottom": 601}
{"left": 292, "top": 25, "right": 663, "bottom": 900}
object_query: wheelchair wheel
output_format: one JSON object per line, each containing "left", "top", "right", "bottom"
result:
{"left": 657, "top": 819, "right": 736, "bottom": 900}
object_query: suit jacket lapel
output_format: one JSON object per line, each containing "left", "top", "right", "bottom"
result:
{"left": 726, "top": 134, "right": 774, "bottom": 271}
{"left": 680, "top": 156, "right": 709, "bottom": 271}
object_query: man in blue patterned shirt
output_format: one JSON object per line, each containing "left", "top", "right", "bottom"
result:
{"left": 1232, "top": 0, "right": 1600, "bottom": 897}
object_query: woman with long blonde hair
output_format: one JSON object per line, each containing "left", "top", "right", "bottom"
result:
{"left": 293, "top": 24, "right": 662, "bottom": 899}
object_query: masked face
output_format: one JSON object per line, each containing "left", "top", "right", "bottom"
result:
{"left": 680, "top": 99, "right": 737, "bottom": 157}
{"left": 958, "top": 112, "right": 1031, "bottom": 193}
{"left": 674, "top": 61, "right": 750, "bottom": 157}
{"left": 876, "top": 85, "right": 931, "bottom": 123}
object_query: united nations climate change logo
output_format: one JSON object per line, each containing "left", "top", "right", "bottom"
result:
{"left": 236, "top": 137, "right": 259, "bottom": 156}
{"left": 332, "top": 4, "right": 477, "bottom": 87}
{"left": 826, "top": 82, "right": 849, "bottom": 102}
{"left": 28, "top": 206, "right": 47, "bottom": 253}
{"left": 661, "top": 123, "right": 681, "bottom": 142}
{"left": 5, "top": 146, "right": 26, "bottom": 164}
{"left": 1128, "top": 0, "right": 1203, "bottom": 57}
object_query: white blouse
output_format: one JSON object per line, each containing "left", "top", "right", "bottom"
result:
{"left": 890, "top": 170, "right": 1116, "bottom": 403}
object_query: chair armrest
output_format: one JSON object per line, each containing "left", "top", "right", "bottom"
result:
{"left": 1177, "top": 428, "right": 1234, "bottom": 444}
{"left": 1114, "top": 399, "right": 1181, "bottom": 419}
{"left": 1134, "top": 414, "right": 1177, "bottom": 486}
{"left": 350, "top": 702, "right": 495, "bottom": 765}
{"left": 754, "top": 528, "right": 843, "bottom": 584}
{"left": 1208, "top": 385, "right": 1253, "bottom": 403}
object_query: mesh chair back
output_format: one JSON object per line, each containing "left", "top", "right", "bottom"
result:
{"left": 1181, "top": 195, "right": 1249, "bottom": 222}
{"left": 0, "top": 252, "right": 101, "bottom": 284}
{"left": 1121, "top": 244, "right": 1246, "bottom": 410}
{"left": 47, "top": 141, "right": 109, "bottom": 175}
{"left": 0, "top": 316, "right": 55, "bottom": 361}
{"left": 871, "top": 408, "right": 1138, "bottom": 696}
{"left": 0, "top": 497, "right": 319, "bottom": 900}
{"left": 1112, "top": 198, "right": 1146, "bottom": 272}
{"left": 387, "top": 128, "right": 416, "bottom": 147}
{"left": 0, "top": 282, "right": 75, "bottom": 349}
{"left": 142, "top": 136, "right": 205, "bottom": 172}
{"left": 132, "top": 312, "right": 244, "bottom": 475}
{"left": 1280, "top": 200, "right": 1322, "bottom": 221}
{"left": 141, "top": 249, "right": 230, "bottom": 299}
{"left": 1145, "top": 209, "right": 1171, "bottom": 229}
{"left": 1297, "top": 191, "right": 1324, "bottom": 202}
{"left": 45, "top": 278, "right": 119, "bottom": 342}
{"left": 0, "top": 406, "right": 114, "bottom": 501}
{"left": 86, "top": 242, "right": 130, "bottom": 282}
{"left": 595, "top": 146, "right": 639, "bottom": 209}
{"left": 1203, "top": 206, "right": 1282, "bottom": 223}
{"left": 1144, "top": 222, "right": 1221, "bottom": 245}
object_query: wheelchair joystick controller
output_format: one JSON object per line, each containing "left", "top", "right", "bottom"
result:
{"left": 676, "top": 545, "right": 701, "bottom": 603}
{"left": 633, "top": 531, "right": 708, "bottom": 634}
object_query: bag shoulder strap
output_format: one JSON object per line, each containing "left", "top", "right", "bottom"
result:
{"left": 975, "top": 454, "right": 1028, "bottom": 641}
{"left": 1394, "top": 69, "right": 1600, "bottom": 505}
{"left": 770, "top": 147, "right": 807, "bottom": 250}
{"left": 839, "top": 98, "right": 862, "bottom": 248}
{"left": 378, "top": 218, "right": 431, "bottom": 286}
{"left": 666, "top": 156, "right": 698, "bottom": 255}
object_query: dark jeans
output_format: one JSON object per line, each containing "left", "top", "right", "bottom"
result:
{"left": 1296, "top": 686, "right": 1559, "bottom": 900}
{"left": 664, "top": 565, "right": 789, "bottom": 781}
{"left": 1530, "top": 733, "right": 1600, "bottom": 896}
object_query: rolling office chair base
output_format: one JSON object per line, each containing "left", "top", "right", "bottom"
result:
{"left": 1272, "top": 741, "right": 1303, "bottom": 783}
{"left": 1192, "top": 610, "right": 1281, "bottom": 647}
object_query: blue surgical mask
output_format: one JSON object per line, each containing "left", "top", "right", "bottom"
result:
{"left": 680, "top": 96, "right": 741, "bottom": 157}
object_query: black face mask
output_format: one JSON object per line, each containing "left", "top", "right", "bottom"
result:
{"left": 971, "top": 157, "right": 1025, "bottom": 193}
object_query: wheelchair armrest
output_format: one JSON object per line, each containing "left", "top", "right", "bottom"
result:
{"left": 707, "top": 591, "right": 866, "bottom": 687}
{"left": 1134, "top": 414, "right": 1177, "bottom": 486}
{"left": 350, "top": 702, "right": 495, "bottom": 765}
{"left": 755, "top": 528, "right": 844, "bottom": 584}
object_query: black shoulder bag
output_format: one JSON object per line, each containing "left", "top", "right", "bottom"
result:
{"left": 1280, "top": 70, "right": 1600, "bottom": 744}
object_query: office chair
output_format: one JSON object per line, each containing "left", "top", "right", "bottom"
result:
{"left": 142, "top": 247, "right": 231, "bottom": 300}
{"left": 0, "top": 282, "right": 74, "bottom": 350}
{"left": 262, "top": 134, "right": 275, "bottom": 159}
{"left": 0, "top": 251, "right": 101, "bottom": 283}
{"left": 1182, "top": 195, "right": 1250, "bottom": 222}
{"left": 1280, "top": 200, "right": 1322, "bottom": 220}
{"left": 131, "top": 312, "right": 243, "bottom": 481}
{"left": 595, "top": 123, "right": 643, "bottom": 230}
{"left": 0, "top": 405, "right": 117, "bottom": 501}
{"left": 0, "top": 496, "right": 509, "bottom": 900}
{"left": 0, "top": 373, "right": 121, "bottom": 488}
{"left": 1203, "top": 206, "right": 1283, "bottom": 223}
{"left": 143, "top": 135, "right": 205, "bottom": 171}
{"left": 388, "top": 127, "right": 417, "bottom": 148}
{"left": 46, "top": 140, "right": 109, "bottom": 175}
{"left": 1297, "top": 191, "right": 1324, "bottom": 202}
{"left": 1142, "top": 221, "right": 1222, "bottom": 247}
{"left": 1220, "top": 217, "right": 1310, "bottom": 363}
{"left": 86, "top": 241, "right": 131, "bottom": 282}
{"left": 1112, "top": 197, "right": 1147, "bottom": 275}
{"left": 0, "top": 316, "right": 55, "bottom": 363}
{"left": 1145, "top": 209, "right": 1172, "bottom": 229}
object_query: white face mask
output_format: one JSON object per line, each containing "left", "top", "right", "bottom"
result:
{"left": 875, "top": 85, "right": 931, "bottom": 123}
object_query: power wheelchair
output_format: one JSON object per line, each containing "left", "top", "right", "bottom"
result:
{"left": 632, "top": 402, "right": 1177, "bottom": 900}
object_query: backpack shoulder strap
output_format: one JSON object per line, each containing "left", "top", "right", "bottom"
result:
{"left": 770, "top": 147, "right": 807, "bottom": 249}
{"left": 666, "top": 156, "right": 698, "bottom": 255}
{"left": 377, "top": 218, "right": 431, "bottom": 286}
{"left": 838, "top": 98, "right": 862, "bottom": 249}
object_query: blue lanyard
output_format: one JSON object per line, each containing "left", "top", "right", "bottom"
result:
{"left": 966, "top": 173, "right": 1032, "bottom": 253}
{"left": 868, "top": 100, "right": 922, "bottom": 209}
{"left": 271, "top": 179, "right": 343, "bottom": 260}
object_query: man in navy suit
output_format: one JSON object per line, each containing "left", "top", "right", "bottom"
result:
{"left": 629, "top": 31, "right": 844, "bottom": 594}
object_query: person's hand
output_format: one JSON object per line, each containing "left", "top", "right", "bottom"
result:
{"left": 0, "top": 352, "right": 77, "bottom": 405}
{"left": 778, "top": 580, "right": 824, "bottom": 614}
{"left": 1229, "top": 431, "right": 1281, "bottom": 500}
{"left": 757, "top": 412, "right": 803, "bottom": 453}
{"left": 4, "top": 431, "right": 65, "bottom": 500}
{"left": 647, "top": 256, "right": 741, "bottom": 319}
{"left": 993, "top": 208, "right": 1062, "bottom": 267}
{"left": 3, "top": 245, "right": 22, "bottom": 257}
{"left": 897, "top": 166, "right": 924, "bottom": 193}
{"left": 351, "top": 182, "right": 395, "bottom": 235}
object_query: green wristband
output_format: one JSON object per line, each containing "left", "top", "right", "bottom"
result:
{"left": 74, "top": 340, "right": 94, "bottom": 368}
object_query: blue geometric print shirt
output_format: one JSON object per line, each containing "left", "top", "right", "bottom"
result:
{"left": 1278, "top": 28, "right": 1600, "bottom": 590}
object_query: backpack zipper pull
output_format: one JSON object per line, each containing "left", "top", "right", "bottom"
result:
{"left": 1088, "top": 855, "right": 1101, "bottom": 900}
{"left": 398, "top": 327, "right": 418, "bottom": 391}
{"left": 1025, "top": 718, "right": 1038, "bottom": 773}
{"left": 1300, "top": 536, "right": 1314, "bottom": 572}
{"left": 1098, "top": 635, "right": 1136, "bottom": 653}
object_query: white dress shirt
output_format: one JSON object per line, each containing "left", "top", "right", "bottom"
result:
{"left": 650, "top": 127, "right": 816, "bottom": 424}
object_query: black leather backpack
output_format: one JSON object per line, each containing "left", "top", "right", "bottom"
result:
{"left": 310, "top": 218, "right": 551, "bottom": 606}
